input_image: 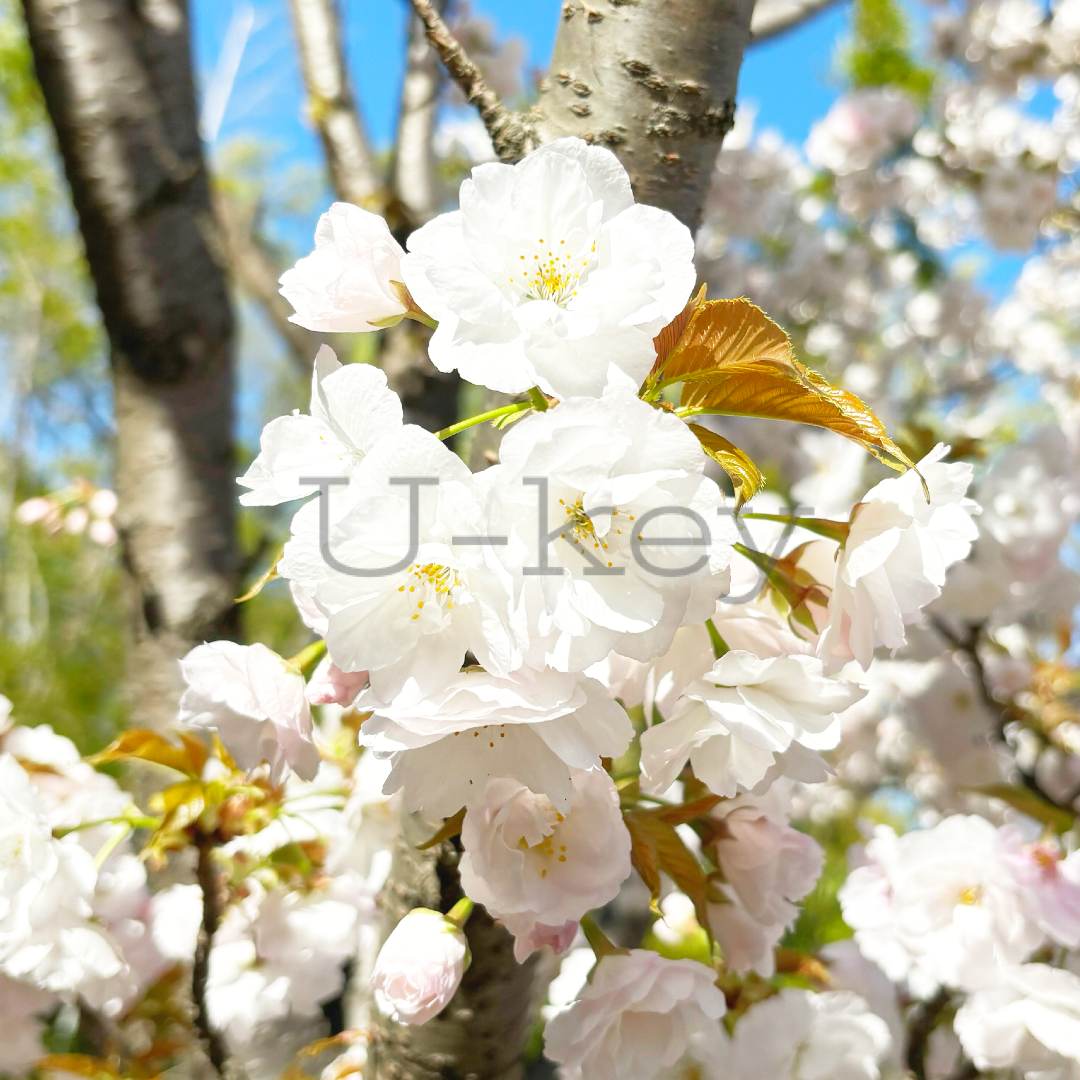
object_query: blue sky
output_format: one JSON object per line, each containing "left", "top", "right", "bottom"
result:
{"left": 190, "top": 0, "right": 854, "bottom": 216}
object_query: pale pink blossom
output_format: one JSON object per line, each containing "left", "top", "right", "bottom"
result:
{"left": 371, "top": 908, "right": 470, "bottom": 1026}
{"left": 306, "top": 657, "right": 368, "bottom": 708}
{"left": 178, "top": 642, "right": 320, "bottom": 783}
{"left": 459, "top": 769, "right": 631, "bottom": 961}
{"left": 544, "top": 950, "right": 727, "bottom": 1080}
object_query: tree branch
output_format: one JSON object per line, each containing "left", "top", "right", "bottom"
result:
{"left": 393, "top": 2, "right": 444, "bottom": 225}
{"left": 193, "top": 831, "right": 228, "bottom": 1076}
{"left": 214, "top": 188, "right": 315, "bottom": 372}
{"left": 404, "top": 0, "right": 534, "bottom": 163}
{"left": 932, "top": 618, "right": 1077, "bottom": 813}
{"left": 749, "top": 0, "right": 847, "bottom": 45}
{"left": 906, "top": 987, "right": 951, "bottom": 1080}
{"left": 287, "top": 0, "right": 383, "bottom": 206}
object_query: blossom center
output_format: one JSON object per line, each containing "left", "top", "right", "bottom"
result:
{"left": 399, "top": 562, "right": 460, "bottom": 621}
{"left": 957, "top": 885, "right": 981, "bottom": 906}
{"left": 507, "top": 236, "right": 595, "bottom": 306}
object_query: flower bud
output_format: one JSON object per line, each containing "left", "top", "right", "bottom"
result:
{"left": 371, "top": 907, "right": 470, "bottom": 1025}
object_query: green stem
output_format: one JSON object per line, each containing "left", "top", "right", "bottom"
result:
{"left": 446, "top": 896, "right": 475, "bottom": 929}
{"left": 526, "top": 386, "right": 550, "bottom": 411}
{"left": 740, "top": 512, "right": 849, "bottom": 544}
{"left": 54, "top": 813, "right": 159, "bottom": 838}
{"left": 580, "top": 913, "right": 628, "bottom": 960}
{"left": 405, "top": 308, "right": 438, "bottom": 330}
{"left": 705, "top": 618, "right": 728, "bottom": 659}
{"left": 94, "top": 823, "right": 132, "bottom": 870}
{"left": 287, "top": 637, "right": 327, "bottom": 678}
{"left": 435, "top": 400, "right": 532, "bottom": 441}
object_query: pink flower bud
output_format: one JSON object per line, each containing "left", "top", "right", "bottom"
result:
{"left": 371, "top": 908, "right": 469, "bottom": 1026}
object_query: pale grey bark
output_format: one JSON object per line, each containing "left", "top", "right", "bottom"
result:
{"left": 535, "top": 0, "right": 758, "bottom": 230}
{"left": 20, "top": 0, "right": 238, "bottom": 729}
{"left": 288, "top": 0, "right": 383, "bottom": 208}
{"left": 394, "top": 6, "right": 443, "bottom": 225}
{"left": 750, "top": 0, "right": 845, "bottom": 43}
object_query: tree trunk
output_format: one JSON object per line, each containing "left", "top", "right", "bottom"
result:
{"left": 369, "top": 814, "right": 540, "bottom": 1080}
{"left": 369, "top": 5, "right": 758, "bottom": 1077}
{"left": 535, "top": 0, "right": 757, "bottom": 231}
{"left": 20, "top": 0, "right": 238, "bottom": 729}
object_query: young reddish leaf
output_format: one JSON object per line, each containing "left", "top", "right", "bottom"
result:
{"left": 662, "top": 299, "right": 918, "bottom": 477}
{"left": 417, "top": 806, "right": 467, "bottom": 850}
{"left": 688, "top": 424, "right": 764, "bottom": 512}
{"left": 88, "top": 729, "right": 201, "bottom": 776}
{"left": 235, "top": 544, "right": 284, "bottom": 603}
{"left": 650, "top": 282, "right": 708, "bottom": 379}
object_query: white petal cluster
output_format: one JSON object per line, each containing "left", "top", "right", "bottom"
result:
{"left": 207, "top": 878, "right": 368, "bottom": 1046}
{"left": 839, "top": 815, "right": 1046, "bottom": 995}
{"left": 0, "top": 754, "right": 126, "bottom": 1002}
{"left": 727, "top": 988, "right": 893, "bottom": 1080}
{"left": 543, "top": 949, "right": 727, "bottom": 1080}
{"left": 485, "top": 392, "right": 734, "bottom": 672}
{"left": 954, "top": 963, "right": 1080, "bottom": 1074}
{"left": 239, "top": 346, "right": 402, "bottom": 507}
{"left": 400, "top": 138, "right": 696, "bottom": 398}
{"left": 282, "top": 425, "right": 516, "bottom": 702}
{"left": 818, "top": 444, "right": 980, "bottom": 673}
{"left": 640, "top": 650, "right": 865, "bottom": 797}
{"left": 459, "top": 769, "right": 631, "bottom": 960}
{"left": 706, "top": 783, "right": 824, "bottom": 975}
{"left": 279, "top": 203, "right": 409, "bottom": 332}
{"left": 178, "top": 641, "right": 320, "bottom": 783}
{"left": 357, "top": 668, "right": 632, "bottom": 818}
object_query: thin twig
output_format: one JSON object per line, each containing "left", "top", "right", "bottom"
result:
{"left": 288, "top": 0, "right": 383, "bottom": 206}
{"left": 405, "top": 0, "right": 534, "bottom": 162}
{"left": 193, "top": 831, "right": 228, "bottom": 1075}
{"left": 906, "top": 987, "right": 951, "bottom": 1080}
{"left": 932, "top": 617, "right": 1075, "bottom": 813}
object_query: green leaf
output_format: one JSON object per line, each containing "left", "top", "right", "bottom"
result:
{"left": 967, "top": 784, "right": 1076, "bottom": 834}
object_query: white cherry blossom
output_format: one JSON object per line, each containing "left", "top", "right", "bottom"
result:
{"left": 459, "top": 769, "right": 631, "bottom": 961}
{"left": 0, "top": 754, "right": 126, "bottom": 1003}
{"left": 178, "top": 641, "right": 320, "bottom": 783}
{"left": 486, "top": 392, "right": 733, "bottom": 673}
{"left": 400, "top": 137, "right": 696, "bottom": 398}
{"left": 728, "top": 988, "right": 893, "bottom": 1080}
{"left": 238, "top": 347, "right": 402, "bottom": 506}
{"left": 281, "top": 424, "right": 517, "bottom": 703}
{"left": 357, "top": 668, "right": 632, "bottom": 819}
{"left": 818, "top": 445, "right": 980, "bottom": 673}
{"left": 544, "top": 950, "right": 727, "bottom": 1080}
{"left": 639, "top": 650, "right": 865, "bottom": 797}
{"left": 371, "top": 908, "right": 469, "bottom": 1026}
{"left": 954, "top": 964, "right": 1080, "bottom": 1074}
{"left": 279, "top": 202, "right": 409, "bottom": 332}
{"left": 839, "top": 816, "right": 1045, "bottom": 995}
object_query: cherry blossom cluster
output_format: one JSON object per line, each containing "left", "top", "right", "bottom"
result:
{"left": 3, "top": 107, "right": 1080, "bottom": 1080}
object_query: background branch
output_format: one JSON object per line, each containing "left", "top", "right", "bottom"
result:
{"left": 214, "top": 188, "right": 315, "bottom": 372}
{"left": 393, "top": 2, "right": 444, "bottom": 226}
{"left": 405, "top": 0, "right": 534, "bottom": 163}
{"left": 905, "top": 987, "right": 951, "bottom": 1080}
{"left": 288, "top": 0, "right": 383, "bottom": 207}
{"left": 749, "top": 0, "right": 847, "bottom": 44}
{"left": 193, "top": 831, "right": 228, "bottom": 1076}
